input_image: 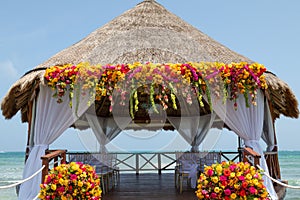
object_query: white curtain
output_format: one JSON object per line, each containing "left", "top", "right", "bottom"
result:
{"left": 18, "top": 85, "right": 90, "bottom": 199}
{"left": 213, "top": 90, "right": 278, "bottom": 199}
{"left": 167, "top": 114, "right": 215, "bottom": 150}
{"left": 262, "top": 100, "right": 276, "bottom": 151}
{"left": 85, "top": 114, "right": 132, "bottom": 152}
{"left": 190, "top": 114, "right": 216, "bottom": 152}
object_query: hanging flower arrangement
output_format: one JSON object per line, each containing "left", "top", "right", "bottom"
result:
{"left": 44, "top": 62, "right": 267, "bottom": 117}
{"left": 38, "top": 162, "right": 102, "bottom": 200}
{"left": 195, "top": 161, "right": 270, "bottom": 200}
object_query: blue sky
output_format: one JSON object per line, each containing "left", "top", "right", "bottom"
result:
{"left": 0, "top": 0, "right": 300, "bottom": 151}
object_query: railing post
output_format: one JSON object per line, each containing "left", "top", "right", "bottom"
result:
{"left": 41, "top": 157, "right": 49, "bottom": 183}
{"left": 158, "top": 153, "right": 162, "bottom": 175}
{"left": 136, "top": 154, "right": 139, "bottom": 175}
{"left": 243, "top": 147, "right": 261, "bottom": 167}
{"left": 40, "top": 149, "right": 67, "bottom": 183}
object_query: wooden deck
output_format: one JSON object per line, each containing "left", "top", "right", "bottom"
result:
{"left": 102, "top": 173, "right": 198, "bottom": 200}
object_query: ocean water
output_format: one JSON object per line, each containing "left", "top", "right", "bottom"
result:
{"left": 0, "top": 151, "right": 299, "bottom": 200}
{"left": 0, "top": 152, "right": 24, "bottom": 200}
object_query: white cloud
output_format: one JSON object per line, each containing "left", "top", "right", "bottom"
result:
{"left": 0, "top": 60, "right": 19, "bottom": 80}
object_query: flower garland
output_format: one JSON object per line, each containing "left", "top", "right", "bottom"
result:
{"left": 38, "top": 162, "right": 102, "bottom": 200}
{"left": 44, "top": 62, "right": 267, "bottom": 118}
{"left": 196, "top": 161, "right": 270, "bottom": 200}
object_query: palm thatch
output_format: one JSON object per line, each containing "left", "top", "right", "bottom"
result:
{"left": 1, "top": 0, "right": 298, "bottom": 123}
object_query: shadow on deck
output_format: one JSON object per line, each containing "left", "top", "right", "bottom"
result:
{"left": 102, "top": 173, "right": 198, "bottom": 200}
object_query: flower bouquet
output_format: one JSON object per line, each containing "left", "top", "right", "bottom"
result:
{"left": 38, "top": 162, "right": 102, "bottom": 200}
{"left": 196, "top": 161, "right": 270, "bottom": 200}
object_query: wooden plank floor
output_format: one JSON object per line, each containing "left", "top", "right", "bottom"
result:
{"left": 102, "top": 173, "right": 198, "bottom": 200}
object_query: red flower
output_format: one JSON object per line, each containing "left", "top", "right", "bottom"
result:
{"left": 239, "top": 189, "right": 246, "bottom": 197}
{"left": 223, "top": 169, "right": 231, "bottom": 177}
{"left": 242, "top": 181, "right": 248, "bottom": 188}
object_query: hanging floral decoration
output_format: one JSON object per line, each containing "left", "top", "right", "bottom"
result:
{"left": 196, "top": 161, "right": 270, "bottom": 199}
{"left": 44, "top": 62, "right": 267, "bottom": 118}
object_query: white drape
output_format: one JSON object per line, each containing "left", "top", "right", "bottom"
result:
{"left": 213, "top": 90, "right": 278, "bottom": 199}
{"left": 262, "top": 100, "right": 276, "bottom": 151}
{"left": 167, "top": 114, "right": 215, "bottom": 150}
{"left": 85, "top": 114, "right": 131, "bottom": 152}
{"left": 190, "top": 114, "right": 216, "bottom": 152}
{"left": 18, "top": 85, "right": 90, "bottom": 199}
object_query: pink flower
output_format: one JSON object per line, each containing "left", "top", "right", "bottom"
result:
{"left": 224, "top": 189, "right": 231, "bottom": 196}
{"left": 229, "top": 164, "right": 236, "bottom": 171}
{"left": 249, "top": 186, "right": 257, "bottom": 194}
{"left": 70, "top": 174, "right": 77, "bottom": 181}
{"left": 210, "top": 192, "right": 217, "bottom": 198}
{"left": 253, "top": 173, "right": 259, "bottom": 179}
{"left": 202, "top": 190, "right": 208, "bottom": 195}
{"left": 57, "top": 186, "right": 65, "bottom": 193}
{"left": 220, "top": 175, "right": 227, "bottom": 181}
{"left": 45, "top": 176, "right": 52, "bottom": 184}
{"left": 207, "top": 169, "right": 214, "bottom": 177}
{"left": 238, "top": 175, "right": 245, "bottom": 181}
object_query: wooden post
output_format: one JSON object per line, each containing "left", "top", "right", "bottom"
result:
{"left": 136, "top": 154, "right": 139, "bottom": 175}
{"left": 40, "top": 150, "right": 67, "bottom": 183}
{"left": 243, "top": 147, "right": 261, "bottom": 167}
{"left": 25, "top": 101, "right": 33, "bottom": 163}
{"left": 158, "top": 153, "right": 162, "bottom": 175}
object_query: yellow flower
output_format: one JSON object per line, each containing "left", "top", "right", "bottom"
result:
{"left": 246, "top": 173, "right": 252, "bottom": 180}
{"left": 214, "top": 187, "right": 220, "bottom": 193}
{"left": 71, "top": 163, "right": 79, "bottom": 171}
{"left": 78, "top": 181, "right": 83, "bottom": 187}
{"left": 230, "top": 193, "right": 237, "bottom": 199}
{"left": 230, "top": 172, "right": 236, "bottom": 178}
{"left": 234, "top": 184, "right": 240, "bottom": 190}
{"left": 61, "top": 196, "right": 67, "bottom": 200}
{"left": 216, "top": 164, "right": 223, "bottom": 174}
{"left": 211, "top": 176, "right": 219, "bottom": 183}
{"left": 59, "top": 178, "right": 64, "bottom": 185}
{"left": 51, "top": 184, "right": 57, "bottom": 191}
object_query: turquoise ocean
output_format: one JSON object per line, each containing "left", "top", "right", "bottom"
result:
{"left": 0, "top": 151, "right": 300, "bottom": 200}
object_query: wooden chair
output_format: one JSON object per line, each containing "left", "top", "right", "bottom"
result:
{"left": 175, "top": 152, "right": 201, "bottom": 194}
{"left": 68, "top": 153, "right": 115, "bottom": 195}
{"left": 175, "top": 152, "right": 222, "bottom": 194}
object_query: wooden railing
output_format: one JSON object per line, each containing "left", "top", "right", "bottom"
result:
{"left": 65, "top": 151, "right": 241, "bottom": 175}
{"left": 41, "top": 150, "right": 67, "bottom": 183}
{"left": 264, "top": 151, "right": 281, "bottom": 179}
{"left": 112, "top": 152, "right": 177, "bottom": 175}
{"left": 221, "top": 151, "right": 241, "bottom": 162}
{"left": 243, "top": 147, "right": 261, "bottom": 166}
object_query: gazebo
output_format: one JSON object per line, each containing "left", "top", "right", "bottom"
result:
{"left": 1, "top": 0, "right": 299, "bottom": 199}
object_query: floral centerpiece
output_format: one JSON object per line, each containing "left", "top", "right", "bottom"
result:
{"left": 196, "top": 161, "right": 270, "bottom": 200}
{"left": 38, "top": 162, "right": 102, "bottom": 200}
{"left": 44, "top": 62, "right": 268, "bottom": 117}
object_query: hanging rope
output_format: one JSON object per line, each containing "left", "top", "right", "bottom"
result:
{"left": 257, "top": 165, "right": 300, "bottom": 190}
{"left": 0, "top": 165, "right": 45, "bottom": 189}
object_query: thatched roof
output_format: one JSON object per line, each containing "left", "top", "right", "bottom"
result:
{"left": 1, "top": 0, "right": 299, "bottom": 123}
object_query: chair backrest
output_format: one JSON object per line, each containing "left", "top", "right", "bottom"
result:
{"left": 176, "top": 152, "right": 201, "bottom": 171}
{"left": 175, "top": 152, "right": 222, "bottom": 172}
{"left": 68, "top": 153, "right": 114, "bottom": 168}
{"left": 199, "top": 152, "right": 222, "bottom": 172}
